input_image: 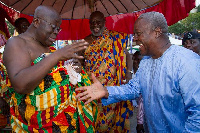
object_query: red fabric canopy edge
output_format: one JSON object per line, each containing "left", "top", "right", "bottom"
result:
{"left": 0, "top": 2, "right": 19, "bottom": 39}
{"left": 1, "top": 0, "right": 196, "bottom": 40}
{"left": 56, "top": 0, "right": 195, "bottom": 40}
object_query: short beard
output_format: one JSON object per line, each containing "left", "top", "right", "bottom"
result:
{"left": 91, "top": 26, "right": 105, "bottom": 37}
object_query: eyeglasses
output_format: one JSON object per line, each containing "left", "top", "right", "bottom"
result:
{"left": 36, "top": 17, "right": 61, "bottom": 33}
{"left": 133, "top": 32, "right": 143, "bottom": 38}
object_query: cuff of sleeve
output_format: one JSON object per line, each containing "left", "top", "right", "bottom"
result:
{"left": 101, "top": 87, "right": 119, "bottom": 106}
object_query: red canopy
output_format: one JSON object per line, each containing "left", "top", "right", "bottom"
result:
{"left": 56, "top": 0, "right": 196, "bottom": 40}
{"left": 0, "top": 3, "right": 18, "bottom": 39}
{"left": 0, "top": 0, "right": 196, "bottom": 40}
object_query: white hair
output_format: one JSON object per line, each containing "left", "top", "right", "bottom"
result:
{"left": 139, "top": 12, "right": 168, "bottom": 33}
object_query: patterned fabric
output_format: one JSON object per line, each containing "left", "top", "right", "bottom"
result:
{"left": 0, "top": 63, "right": 13, "bottom": 128}
{"left": 0, "top": 33, "right": 7, "bottom": 47}
{"left": 0, "top": 7, "right": 16, "bottom": 40}
{"left": 9, "top": 46, "right": 98, "bottom": 132}
{"left": 0, "top": 63, "right": 13, "bottom": 101}
{"left": 84, "top": 29, "right": 133, "bottom": 133}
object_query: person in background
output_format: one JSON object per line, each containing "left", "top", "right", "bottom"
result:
{"left": 0, "top": 62, "right": 10, "bottom": 128}
{"left": 131, "top": 51, "right": 145, "bottom": 133}
{"left": 182, "top": 31, "right": 200, "bottom": 55}
{"left": 83, "top": 11, "right": 133, "bottom": 132}
{"left": 76, "top": 11, "right": 200, "bottom": 132}
{"left": 0, "top": 17, "right": 30, "bottom": 130}
{"left": 14, "top": 17, "right": 30, "bottom": 34}
{"left": 2, "top": 5, "right": 98, "bottom": 132}
{"left": 0, "top": 36, "right": 9, "bottom": 131}
{"left": 0, "top": 33, "right": 7, "bottom": 47}
{"left": 0, "top": 8, "right": 13, "bottom": 128}
{"left": 132, "top": 51, "right": 143, "bottom": 74}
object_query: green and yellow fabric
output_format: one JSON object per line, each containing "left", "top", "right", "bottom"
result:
{"left": 0, "top": 63, "right": 13, "bottom": 128}
{"left": 9, "top": 46, "right": 98, "bottom": 132}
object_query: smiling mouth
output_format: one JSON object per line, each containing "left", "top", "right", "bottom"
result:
{"left": 138, "top": 43, "right": 144, "bottom": 49}
{"left": 49, "top": 37, "right": 56, "bottom": 42}
{"left": 93, "top": 27, "right": 100, "bottom": 33}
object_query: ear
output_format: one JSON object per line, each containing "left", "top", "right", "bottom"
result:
{"left": 154, "top": 27, "right": 162, "bottom": 38}
{"left": 32, "top": 18, "right": 40, "bottom": 28}
{"left": 15, "top": 27, "right": 19, "bottom": 33}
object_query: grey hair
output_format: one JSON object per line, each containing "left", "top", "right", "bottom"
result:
{"left": 139, "top": 12, "right": 168, "bottom": 33}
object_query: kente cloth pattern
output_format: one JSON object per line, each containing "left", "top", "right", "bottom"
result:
{"left": 0, "top": 33, "right": 7, "bottom": 47}
{"left": 0, "top": 63, "right": 13, "bottom": 101}
{"left": 9, "top": 46, "right": 98, "bottom": 132}
{"left": 84, "top": 29, "right": 133, "bottom": 133}
{"left": 0, "top": 63, "right": 13, "bottom": 127}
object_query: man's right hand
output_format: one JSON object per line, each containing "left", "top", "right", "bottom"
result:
{"left": 75, "top": 73, "right": 108, "bottom": 104}
{"left": 58, "top": 39, "right": 89, "bottom": 61}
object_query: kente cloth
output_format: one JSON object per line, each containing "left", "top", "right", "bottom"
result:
{"left": 84, "top": 29, "right": 133, "bottom": 133}
{"left": 9, "top": 46, "right": 98, "bottom": 133}
{"left": 0, "top": 63, "right": 13, "bottom": 101}
{"left": 0, "top": 63, "right": 13, "bottom": 128}
{"left": 0, "top": 33, "right": 7, "bottom": 47}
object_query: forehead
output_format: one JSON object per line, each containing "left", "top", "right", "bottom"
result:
{"left": 90, "top": 14, "right": 104, "bottom": 21}
{"left": 20, "top": 21, "right": 29, "bottom": 25}
{"left": 134, "top": 18, "right": 150, "bottom": 31}
{"left": 40, "top": 11, "right": 61, "bottom": 23}
{"left": 185, "top": 39, "right": 199, "bottom": 42}
{"left": 46, "top": 16, "right": 62, "bottom": 25}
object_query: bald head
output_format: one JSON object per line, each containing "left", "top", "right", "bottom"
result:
{"left": 29, "top": 5, "right": 62, "bottom": 47}
{"left": 90, "top": 11, "right": 105, "bottom": 21}
{"left": 139, "top": 12, "right": 168, "bottom": 33}
{"left": 34, "top": 5, "right": 61, "bottom": 22}
{"left": 89, "top": 11, "right": 106, "bottom": 36}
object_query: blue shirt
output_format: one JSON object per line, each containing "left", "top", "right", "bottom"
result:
{"left": 102, "top": 45, "right": 200, "bottom": 133}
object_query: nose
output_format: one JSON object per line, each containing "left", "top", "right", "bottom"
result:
{"left": 55, "top": 28, "right": 59, "bottom": 33}
{"left": 133, "top": 35, "right": 138, "bottom": 42}
{"left": 93, "top": 22, "right": 99, "bottom": 27}
{"left": 53, "top": 28, "right": 61, "bottom": 35}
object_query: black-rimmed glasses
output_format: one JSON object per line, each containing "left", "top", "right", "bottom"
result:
{"left": 133, "top": 32, "right": 143, "bottom": 38}
{"left": 36, "top": 17, "right": 61, "bottom": 33}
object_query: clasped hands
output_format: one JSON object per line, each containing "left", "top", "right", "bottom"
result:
{"left": 75, "top": 73, "right": 108, "bottom": 104}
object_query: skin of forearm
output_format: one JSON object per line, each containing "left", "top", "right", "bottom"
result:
{"left": 104, "top": 87, "right": 109, "bottom": 98}
{"left": 126, "top": 51, "right": 133, "bottom": 71}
